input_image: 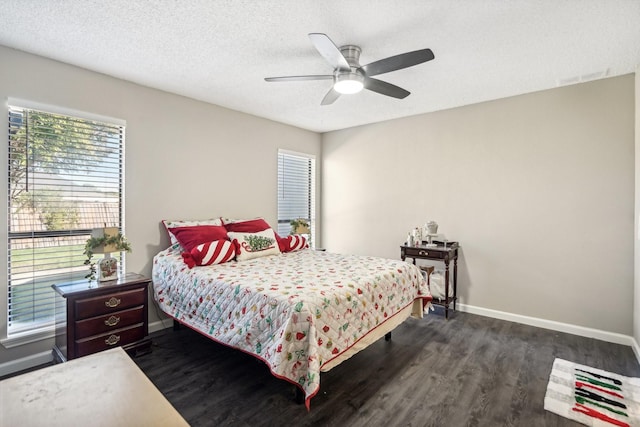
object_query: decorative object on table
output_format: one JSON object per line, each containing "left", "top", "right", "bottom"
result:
{"left": 406, "top": 233, "right": 414, "bottom": 246}
{"left": 424, "top": 220, "right": 439, "bottom": 247}
{"left": 544, "top": 357, "right": 640, "bottom": 426}
{"left": 412, "top": 227, "right": 422, "bottom": 246}
{"left": 84, "top": 227, "right": 131, "bottom": 282}
{"left": 289, "top": 218, "right": 310, "bottom": 235}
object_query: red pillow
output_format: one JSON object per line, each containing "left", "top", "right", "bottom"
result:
{"left": 223, "top": 218, "right": 272, "bottom": 233}
{"left": 171, "top": 225, "right": 229, "bottom": 252}
{"left": 182, "top": 240, "right": 235, "bottom": 268}
{"left": 276, "top": 234, "right": 288, "bottom": 252}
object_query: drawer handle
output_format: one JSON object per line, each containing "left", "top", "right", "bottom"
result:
{"left": 104, "top": 315, "right": 120, "bottom": 327}
{"left": 105, "top": 334, "right": 121, "bottom": 346}
{"left": 419, "top": 250, "right": 428, "bottom": 256}
{"left": 105, "top": 297, "right": 121, "bottom": 308}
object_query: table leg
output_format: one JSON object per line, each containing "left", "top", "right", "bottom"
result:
{"left": 453, "top": 257, "right": 458, "bottom": 312}
{"left": 444, "top": 260, "right": 450, "bottom": 319}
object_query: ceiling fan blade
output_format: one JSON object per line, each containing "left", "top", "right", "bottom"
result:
{"left": 308, "top": 33, "right": 351, "bottom": 71}
{"left": 364, "top": 77, "right": 410, "bottom": 99}
{"left": 360, "top": 48, "right": 434, "bottom": 77}
{"left": 265, "top": 75, "right": 333, "bottom": 82}
{"left": 321, "top": 87, "right": 341, "bottom": 105}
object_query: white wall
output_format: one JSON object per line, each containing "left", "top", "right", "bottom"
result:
{"left": 322, "top": 75, "right": 635, "bottom": 335}
{"left": 0, "top": 46, "right": 321, "bottom": 364}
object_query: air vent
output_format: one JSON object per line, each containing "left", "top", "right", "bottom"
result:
{"left": 557, "top": 68, "right": 610, "bottom": 86}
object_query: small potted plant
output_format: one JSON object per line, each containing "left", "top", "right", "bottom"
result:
{"left": 289, "top": 218, "right": 310, "bottom": 235}
{"left": 84, "top": 228, "right": 131, "bottom": 282}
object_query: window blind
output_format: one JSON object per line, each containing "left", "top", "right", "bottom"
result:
{"left": 7, "top": 105, "right": 125, "bottom": 336}
{"left": 277, "top": 150, "right": 315, "bottom": 241}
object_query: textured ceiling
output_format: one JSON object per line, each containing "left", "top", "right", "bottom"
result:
{"left": 0, "top": 1, "right": 639, "bottom": 133}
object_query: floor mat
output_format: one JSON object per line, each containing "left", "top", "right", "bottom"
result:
{"left": 544, "top": 358, "right": 640, "bottom": 426}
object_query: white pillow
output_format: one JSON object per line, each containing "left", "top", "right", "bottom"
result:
{"left": 228, "top": 228, "right": 281, "bottom": 261}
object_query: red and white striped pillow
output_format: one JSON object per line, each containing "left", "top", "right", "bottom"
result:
{"left": 182, "top": 239, "right": 235, "bottom": 268}
{"left": 286, "top": 234, "right": 308, "bottom": 252}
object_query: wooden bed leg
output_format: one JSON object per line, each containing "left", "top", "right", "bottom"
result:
{"left": 385, "top": 332, "right": 391, "bottom": 341}
{"left": 172, "top": 319, "right": 181, "bottom": 331}
{"left": 294, "top": 386, "right": 305, "bottom": 404}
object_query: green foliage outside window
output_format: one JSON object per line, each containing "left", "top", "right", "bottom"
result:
{"left": 7, "top": 106, "right": 124, "bottom": 332}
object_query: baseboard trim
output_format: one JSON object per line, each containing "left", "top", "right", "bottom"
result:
{"left": 458, "top": 303, "right": 635, "bottom": 347}
{"left": 0, "top": 350, "right": 53, "bottom": 378}
{"left": 632, "top": 337, "right": 640, "bottom": 366}
{"left": 149, "top": 319, "right": 173, "bottom": 334}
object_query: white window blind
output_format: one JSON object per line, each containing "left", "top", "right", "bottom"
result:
{"left": 277, "top": 150, "right": 315, "bottom": 241}
{"left": 7, "top": 104, "right": 125, "bottom": 337}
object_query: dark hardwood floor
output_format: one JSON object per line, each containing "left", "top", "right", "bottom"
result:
{"left": 133, "top": 308, "right": 639, "bottom": 427}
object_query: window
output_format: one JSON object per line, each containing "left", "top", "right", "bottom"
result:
{"left": 6, "top": 101, "right": 125, "bottom": 338}
{"left": 277, "top": 150, "right": 315, "bottom": 243}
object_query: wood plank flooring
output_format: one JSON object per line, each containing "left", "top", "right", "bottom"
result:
{"left": 133, "top": 308, "right": 640, "bottom": 426}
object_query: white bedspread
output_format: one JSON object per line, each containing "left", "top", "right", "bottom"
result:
{"left": 152, "top": 247, "right": 429, "bottom": 408}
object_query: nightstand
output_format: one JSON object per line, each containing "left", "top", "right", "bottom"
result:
{"left": 52, "top": 273, "right": 151, "bottom": 362}
{"left": 401, "top": 241, "right": 459, "bottom": 319}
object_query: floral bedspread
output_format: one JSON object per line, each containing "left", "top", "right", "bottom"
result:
{"left": 152, "top": 246, "right": 430, "bottom": 408}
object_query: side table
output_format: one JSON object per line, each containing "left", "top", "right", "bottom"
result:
{"left": 401, "top": 241, "right": 459, "bottom": 319}
{"left": 52, "top": 272, "right": 152, "bottom": 362}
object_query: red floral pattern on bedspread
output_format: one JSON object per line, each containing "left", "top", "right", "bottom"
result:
{"left": 152, "top": 247, "right": 429, "bottom": 408}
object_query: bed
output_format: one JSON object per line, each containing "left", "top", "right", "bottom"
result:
{"left": 151, "top": 223, "right": 431, "bottom": 409}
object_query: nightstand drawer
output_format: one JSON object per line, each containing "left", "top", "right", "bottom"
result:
{"left": 74, "top": 306, "right": 145, "bottom": 339}
{"left": 74, "top": 288, "right": 146, "bottom": 319}
{"left": 75, "top": 323, "right": 145, "bottom": 358}
{"left": 403, "top": 247, "right": 447, "bottom": 260}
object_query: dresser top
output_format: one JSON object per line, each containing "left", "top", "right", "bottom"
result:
{"left": 400, "top": 241, "right": 459, "bottom": 251}
{"left": 1, "top": 347, "right": 188, "bottom": 426}
{"left": 52, "top": 272, "right": 149, "bottom": 297}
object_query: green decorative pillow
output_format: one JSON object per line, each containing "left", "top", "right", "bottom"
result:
{"left": 228, "top": 229, "right": 281, "bottom": 261}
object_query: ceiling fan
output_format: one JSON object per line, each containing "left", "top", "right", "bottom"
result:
{"left": 265, "top": 33, "right": 435, "bottom": 105}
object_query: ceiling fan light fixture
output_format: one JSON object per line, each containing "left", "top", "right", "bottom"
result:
{"left": 334, "top": 72, "right": 364, "bottom": 94}
{"left": 264, "top": 33, "right": 434, "bottom": 105}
